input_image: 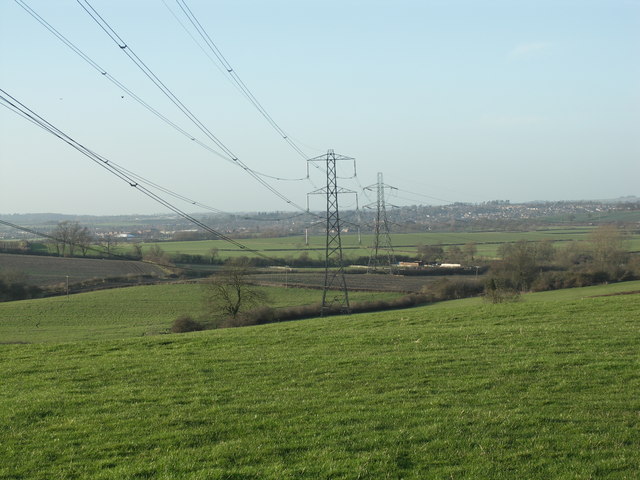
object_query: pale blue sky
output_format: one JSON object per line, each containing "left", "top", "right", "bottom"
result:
{"left": 1, "top": 0, "right": 639, "bottom": 215}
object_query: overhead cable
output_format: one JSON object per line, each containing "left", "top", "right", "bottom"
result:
{"left": 0, "top": 88, "right": 282, "bottom": 264}
{"left": 13, "top": 1, "right": 331, "bottom": 226}
{"left": 163, "top": 0, "right": 323, "bottom": 180}
{"left": 14, "top": 0, "right": 226, "bottom": 162}
{"left": 75, "top": 0, "right": 309, "bottom": 210}
{"left": 172, "top": 0, "right": 310, "bottom": 162}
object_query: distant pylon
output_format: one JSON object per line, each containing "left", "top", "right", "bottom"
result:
{"left": 307, "top": 150, "right": 356, "bottom": 315}
{"left": 365, "top": 172, "right": 396, "bottom": 273}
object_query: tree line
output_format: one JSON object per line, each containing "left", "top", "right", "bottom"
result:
{"left": 484, "top": 225, "right": 638, "bottom": 301}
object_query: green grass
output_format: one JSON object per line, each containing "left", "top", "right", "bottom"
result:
{"left": 424, "top": 280, "right": 640, "bottom": 311}
{"left": 0, "top": 284, "right": 402, "bottom": 344}
{"left": 0, "top": 282, "right": 639, "bottom": 478}
{"left": 30, "top": 226, "right": 638, "bottom": 261}
{"left": 116, "top": 228, "right": 640, "bottom": 261}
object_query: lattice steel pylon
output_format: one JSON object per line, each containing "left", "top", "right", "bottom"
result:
{"left": 365, "top": 172, "right": 396, "bottom": 273}
{"left": 307, "top": 150, "right": 356, "bottom": 315}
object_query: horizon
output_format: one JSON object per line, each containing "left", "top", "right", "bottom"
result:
{"left": 1, "top": 194, "right": 638, "bottom": 220}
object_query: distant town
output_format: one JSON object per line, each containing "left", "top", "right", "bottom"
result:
{"left": 1, "top": 197, "right": 638, "bottom": 242}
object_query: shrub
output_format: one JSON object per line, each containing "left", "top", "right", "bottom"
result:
{"left": 218, "top": 294, "right": 432, "bottom": 329}
{"left": 531, "top": 271, "right": 566, "bottom": 292}
{"left": 0, "top": 278, "right": 43, "bottom": 302}
{"left": 421, "top": 278, "right": 484, "bottom": 302}
{"left": 435, "top": 278, "right": 484, "bottom": 300}
{"left": 483, "top": 277, "right": 520, "bottom": 304}
{"left": 170, "top": 315, "right": 204, "bottom": 333}
{"left": 234, "top": 306, "right": 277, "bottom": 326}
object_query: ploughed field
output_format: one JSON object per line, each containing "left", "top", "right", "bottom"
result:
{"left": 250, "top": 271, "right": 479, "bottom": 293}
{"left": 0, "top": 253, "right": 165, "bottom": 287}
{"left": 1, "top": 282, "right": 639, "bottom": 478}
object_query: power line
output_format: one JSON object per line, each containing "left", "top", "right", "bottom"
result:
{"left": 13, "top": 0, "right": 227, "bottom": 164}
{"left": 75, "top": 0, "right": 309, "bottom": 211}
{"left": 18, "top": 0, "right": 320, "bottom": 183}
{"left": 14, "top": 1, "right": 331, "bottom": 230}
{"left": 3, "top": 101, "right": 307, "bottom": 226}
{"left": 15, "top": 1, "right": 328, "bottom": 221}
{"left": 162, "top": 0, "right": 325, "bottom": 180}
{"left": 2, "top": 86, "right": 320, "bottom": 228}
{"left": 172, "top": 0, "right": 311, "bottom": 162}
{"left": 0, "top": 88, "right": 282, "bottom": 264}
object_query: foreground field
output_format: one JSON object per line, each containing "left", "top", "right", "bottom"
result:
{"left": 1, "top": 282, "right": 638, "bottom": 478}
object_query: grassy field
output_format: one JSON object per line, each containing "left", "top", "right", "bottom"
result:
{"left": 23, "top": 227, "right": 639, "bottom": 267}
{"left": 0, "top": 284, "right": 402, "bottom": 344}
{"left": 123, "top": 227, "right": 640, "bottom": 261}
{"left": 1, "top": 282, "right": 638, "bottom": 478}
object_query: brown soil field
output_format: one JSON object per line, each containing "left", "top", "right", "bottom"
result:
{"left": 0, "top": 253, "right": 166, "bottom": 287}
{"left": 250, "top": 272, "right": 481, "bottom": 293}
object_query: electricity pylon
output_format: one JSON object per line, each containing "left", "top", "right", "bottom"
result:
{"left": 307, "top": 150, "right": 356, "bottom": 315}
{"left": 365, "top": 172, "right": 396, "bottom": 273}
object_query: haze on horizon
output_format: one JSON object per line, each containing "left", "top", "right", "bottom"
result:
{"left": 1, "top": 0, "right": 638, "bottom": 216}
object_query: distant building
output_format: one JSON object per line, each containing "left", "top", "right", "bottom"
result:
{"left": 397, "top": 261, "right": 423, "bottom": 268}
{"left": 117, "top": 233, "right": 137, "bottom": 240}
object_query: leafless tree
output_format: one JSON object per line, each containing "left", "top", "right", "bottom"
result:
{"left": 204, "top": 260, "right": 267, "bottom": 320}
{"left": 589, "top": 225, "right": 628, "bottom": 272}
{"left": 51, "top": 221, "right": 92, "bottom": 257}
{"left": 143, "top": 244, "right": 170, "bottom": 265}
{"left": 101, "top": 234, "right": 119, "bottom": 257}
{"left": 463, "top": 242, "right": 477, "bottom": 263}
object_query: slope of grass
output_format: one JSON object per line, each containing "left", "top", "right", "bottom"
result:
{"left": 425, "top": 280, "right": 640, "bottom": 311}
{"left": 0, "top": 284, "right": 638, "bottom": 478}
{"left": 0, "top": 284, "right": 401, "bottom": 344}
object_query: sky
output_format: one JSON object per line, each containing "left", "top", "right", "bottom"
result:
{"left": 1, "top": 0, "right": 639, "bottom": 215}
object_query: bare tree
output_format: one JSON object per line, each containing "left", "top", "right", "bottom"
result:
{"left": 417, "top": 244, "right": 444, "bottom": 264}
{"left": 536, "top": 239, "right": 556, "bottom": 264}
{"left": 101, "top": 234, "right": 119, "bottom": 257}
{"left": 208, "top": 247, "right": 219, "bottom": 265}
{"left": 589, "top": 225, "right": 628, "bottom": 273}
{"left": 494, "top": 240, "right": 539, "bottom": 291}
{"left": 51, "top": 221, "right": 91, "bottom": 257}
{"left": 144, "top": 244, "right": 170, "bottom": 265}
{"left": 204, "top": 260, "right": 267, "bottom": 321}
{"left": 463, "top": 242, "right": 477, "bottom": 263}
{"left": 76, "top": 227, "right": 93, "bottom": 257}
{"left": 131, "top": 243, "right": 143, "bottom": 260}
{"left": 445, "top": 245, "right": 463, "bottom": 263}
